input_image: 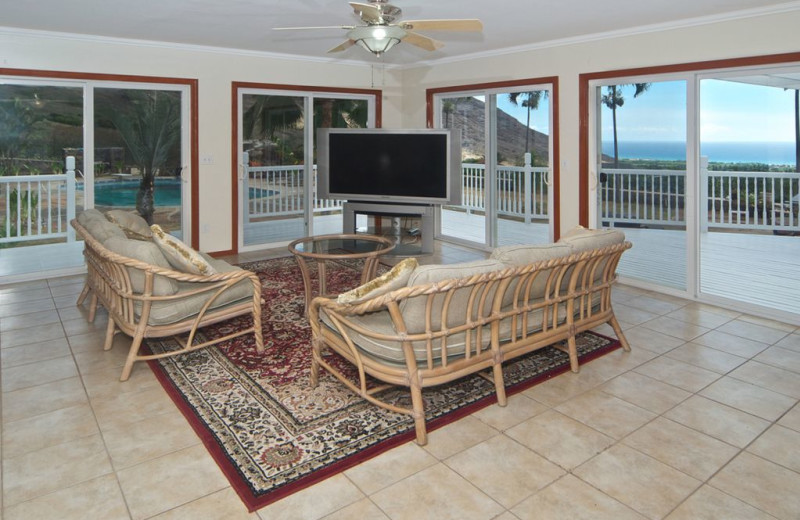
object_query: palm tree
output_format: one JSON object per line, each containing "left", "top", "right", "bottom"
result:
{"left": 601, "top": 83, "right": 651, "bottom": 167}
{"left": 508, "top": 90, "right": 548, "bottom": 156}
{"left": 111, "top": 91, "right": 181, "bottom": 224}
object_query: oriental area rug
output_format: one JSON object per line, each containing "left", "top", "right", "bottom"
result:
{"left": 145, "top": 256, "right": 621, "bottom": 511}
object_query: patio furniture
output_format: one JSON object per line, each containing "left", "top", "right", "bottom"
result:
{"left": 288, "top": 233, "right": 395, "bottom": 313}
{"left": 72, "top": 210, "right": 264, "bottom": 381}
{"left": 309, "top": 227, "right": 632, "bottom": 445}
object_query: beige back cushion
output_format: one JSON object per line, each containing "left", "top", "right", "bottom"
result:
{"left": 491, "top": 243, "right": 572, "bottom": 265}
{"left": 106, "top": 210, "right": 153, "bottom": 240}
{"left": 491, "top": 243, "right": 574, "bottom": 304}
{"left": 83, "top": 217, "right": 127, "bottom": 243}
{"left": 103, "top": 236, "right": 178, "bottom": 295}
{"left": 337, "top": 258, "right": 418, "bottom": 304}
{"left": 400, "top": 259, "right": 505, "bottom": 334}
{"left": 76, "top": 208, "right": 108, "bottom": 230}
{"left": 150, "top": 224, "right": 216, "bottom": 276}
{"left": 558, "top": 226, "right": 625, "bottom": 252}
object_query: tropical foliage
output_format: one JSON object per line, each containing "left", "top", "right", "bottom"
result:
{"left": 108, "top": 90, "right": 181, "bottom": 224}
{"left": 601, "top": 83, "right": 651, "bottom": 168}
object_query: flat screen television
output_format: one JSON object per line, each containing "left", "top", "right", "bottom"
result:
{"left": 316, "top": 128, "right": 461, "bottom": 205}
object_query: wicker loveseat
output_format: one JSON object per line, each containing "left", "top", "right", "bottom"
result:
{"left": 72, "top": 209, "right": 264, "bottom": 381}
{"left": 309, "top": 227, "right": 632, "bottom": 445}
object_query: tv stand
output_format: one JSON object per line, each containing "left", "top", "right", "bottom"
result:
{"left": 343, "top": 202, "right": 434, "bottom": 255}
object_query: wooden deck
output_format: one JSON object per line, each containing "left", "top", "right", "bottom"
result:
{"left": 5, "top": 208, "right": 798, "bottom": 318}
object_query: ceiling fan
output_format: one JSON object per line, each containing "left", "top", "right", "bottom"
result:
{"left": 273, "top": 0, "right": 483, "bottom": 57}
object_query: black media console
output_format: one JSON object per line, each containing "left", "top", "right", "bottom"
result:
{"left": 343, "top": 202, "right": 434, "bottom": 255}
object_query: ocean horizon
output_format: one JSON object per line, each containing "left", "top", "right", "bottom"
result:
{"left": 602, "top": 140, "right": 797, "bottom": 165}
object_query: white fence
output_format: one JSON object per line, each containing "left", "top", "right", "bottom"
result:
{"left": 0, "top": 160, "right": 76, "bottom": 245}
{"left": 599, "top": 163, "right": 800, "bottom": 232}
{"left": 243, "top": 152, "right": 550, "bottom": 224}
{"left": 460, "top": 162, "right": 550, "bottom": 222}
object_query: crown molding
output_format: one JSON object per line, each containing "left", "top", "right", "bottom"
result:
{"left": 398, "top": 1, "right": 800, "bottom": 70}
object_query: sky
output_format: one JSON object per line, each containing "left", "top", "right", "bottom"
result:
{"left": 494, "top": 79, "right": 797, "bottom": 143}
{"left": 599, "top": 79, "right": 797, "bottom": 143}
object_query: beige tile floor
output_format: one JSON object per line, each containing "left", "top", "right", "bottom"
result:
{"left": 2, "top": 241, "right": 800, "bottom": 519}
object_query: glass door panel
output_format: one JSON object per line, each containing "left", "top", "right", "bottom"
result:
{"left": 699, "top": 74, "right": 800, "bottom": 314}
{"left": 311, "top": 96, "right": 369, "bottom": 236}
{"left": 439, "top": 94, "right": 486, "bottom": 244}
{"left": 241, "top": 93, "right": 306, "bottom": 247}
{"left": 94, "top": 87, "right": 184, "bottom": 236}
{"left": 0, "top": 82, "right": 85, "bottom": 278}
{"left": 495, "top": 88, "right": 552, "bottom": 246}
{"left": 596, "top": 80, "right": 688, "bottom": 290}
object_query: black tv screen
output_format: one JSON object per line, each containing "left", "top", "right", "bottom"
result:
{"left": 317, "top": 129, "right": 460, "bottom": 205}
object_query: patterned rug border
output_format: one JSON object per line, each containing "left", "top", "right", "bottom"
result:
{"left": 146, "top": 333, "right": 621, "bottom": 511}
{"left": 143, "top": 256, "right": 623, "bottom": 512}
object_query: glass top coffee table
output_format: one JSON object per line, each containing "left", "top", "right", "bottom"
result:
{"left": 288, "top": 234, "right": 395, "bottom": 313}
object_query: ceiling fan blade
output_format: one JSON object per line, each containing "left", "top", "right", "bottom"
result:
{"left": 273, "top": 25, "right": 353, "bottom": 31}
{"left": 328, "top": 40, "right": 356, "bottom": 53}
{"left": 349, "top": 2, "right": 382, "bottom": 24}
{"left": 402, "top": 31, "right": 444, "bottom": 51}
{"left": 399, "top": 19, "right": 483, "bottom": 32}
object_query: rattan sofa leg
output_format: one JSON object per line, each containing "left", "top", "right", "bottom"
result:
{"left": 409, "top": 382, "right": 428, "bottom": 445}
{"left": 608, "top": 315, "right": 630, "bottom": 351}
{"left": 120, "top": 333, "right": 145, "bottom": 381}
{"left": 76, "top": 283, "right": 90, "bottom": 306}
{"left": 567, "top": 336, "right": 580, "bottom": 373}
{"left": 492, "top": 363, "right": 508, "bottom": 406}
{"left": 103, "top": 318, "right": 117, "bottom": 351}
{"left": 87, "top": 293, "right": 99, "bottom": 322}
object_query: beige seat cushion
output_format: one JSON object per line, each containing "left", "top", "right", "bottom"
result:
{"left": 106, "top": 210, "right": 153, "bottom": 240}
{"left": 144, "top": 258, "right": 254, "bottom": 325}
{"left": 103, "top": 236, "right": 178, "bottom": 296}
{"left": 337, "top": 258, "right": 418, "bottom": 304}
{"left": 320, "top": 300, "right": 567, "bottom": 365}
{"left": 150, "top": 224, "right": 216, "bottom": 276}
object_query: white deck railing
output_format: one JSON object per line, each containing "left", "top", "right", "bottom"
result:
{"left": 600, "top": 163, "right": 800, "bottom": 232}
{"left": 239, "top": 154, "right": 798, "bottom": 233}
{"left": 243, "top": 152, "right": 550, "bottom": 224}
{"left": 460, "top": 161, "right": 550, "bottom": 222}
{"left": 0, "top": 158, "right": 76, "bottom": 245}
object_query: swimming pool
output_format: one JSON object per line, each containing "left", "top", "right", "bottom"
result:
{"left": 84, "top": 179, "right": 276, "bottom": 207}
{"left": 88, "top": 179, "right": 183, "bottom": 207}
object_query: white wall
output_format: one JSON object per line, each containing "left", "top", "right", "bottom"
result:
{"left": 399, "top": 10, "right": 800, "bottom": 232}
{"left": 0, "top": 31, "right": 405, "bottom": 252}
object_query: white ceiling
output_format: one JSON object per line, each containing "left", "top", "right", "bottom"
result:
{"left": 3, "top": 0, "right": 800, "bottom": 66}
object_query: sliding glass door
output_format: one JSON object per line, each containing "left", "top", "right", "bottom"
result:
{"left": 438, "top": 93, "right": 486, "bottom": 245}
{"left": 433, "top": 81, "right": 555, "bottom": 249}
{"left": 698, "top": 72, "right": 800, "bottom": 314}
{"left": 237, "top": 88, "right": 375, "bottom": 251}
{"left": 594, "top": 79, "right": 688, "bottom": 291}
{"left": 0, "top": 77, "right": 192, "bottom": 280}
{"left": 589, "top": 64, "right": 800, "bottom": 319}
{"left": 94, "top": 86, "right": 187, "bottom": 237}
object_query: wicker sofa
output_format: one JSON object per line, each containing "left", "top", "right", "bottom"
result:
{"left": 309, "top": 227, "right": 632, "bottom": 445}
{"left": 72, "top": 209, "right": 264, "bottom": 381}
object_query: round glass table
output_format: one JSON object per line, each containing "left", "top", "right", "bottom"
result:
{"left": 288, "top": 234, "right": 395, "bottom": 312}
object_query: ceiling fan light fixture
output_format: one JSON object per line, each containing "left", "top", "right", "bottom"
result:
{"left": 347, "top": 25, "right": 406, "bottom": 57}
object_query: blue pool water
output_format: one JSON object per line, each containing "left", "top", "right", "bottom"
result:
{"left": 84, "top": 179, "right": 275, "bottom": 207}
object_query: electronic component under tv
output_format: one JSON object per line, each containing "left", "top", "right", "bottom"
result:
{"left": 317, "top": 128, "right": 461, "bottom": 205}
